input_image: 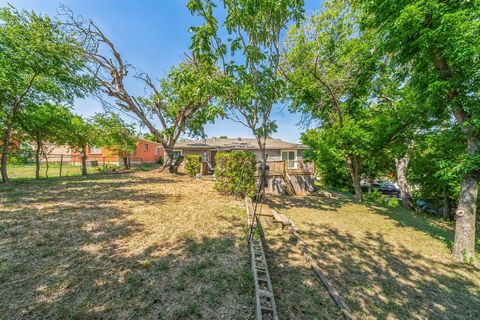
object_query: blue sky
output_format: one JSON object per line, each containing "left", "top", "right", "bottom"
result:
{"left": 3, "top": 0, "right": 322, "bottom": 143}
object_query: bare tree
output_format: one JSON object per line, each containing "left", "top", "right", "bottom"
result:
{"left": 65, "top": 11, "right": 218, "bottom": 173}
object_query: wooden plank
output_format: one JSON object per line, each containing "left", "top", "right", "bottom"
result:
{"left": 271, "top": 208, "right": 291, "bottom": 228}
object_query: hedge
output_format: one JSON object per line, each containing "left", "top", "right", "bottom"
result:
{"left": 184, "top": 154, "right": 202, "bottom": 176}
{"left": 214, "top": 151, "right": 256, "bottom": 197}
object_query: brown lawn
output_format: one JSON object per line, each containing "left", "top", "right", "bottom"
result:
{"left": 0, "top": 171, "right": 254, "bottom": 319}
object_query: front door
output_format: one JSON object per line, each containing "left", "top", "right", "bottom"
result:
{"left": 281, "top": 151, "right": 296, "bottom": 169}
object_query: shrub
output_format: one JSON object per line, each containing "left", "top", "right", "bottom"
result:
{"left": 214, "top": 151, "right": 256, "bottom": 197}
{"left": 184, "top": 154, "right": 202, "bottom": 176}
{"left": 157, "top": 156, "right": 164, "bottom": 166}
{"left": 364, "top": 189, "right": 385, "bottom": 203}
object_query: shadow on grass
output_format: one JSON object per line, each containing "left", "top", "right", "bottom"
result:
{"left": 366, "top": 205, "right": 480, "bottom": 255}
{"left": 298, "top": 224, "right": 480, "bottom": 319}
{"left": 0, "top": 173, "right": 254, "bottom": 319}
{"left": 266, "top": 194, "right": 480, "bottom": 319}
{"left": 266, "top": 192, "right": 353, "bottom": 212}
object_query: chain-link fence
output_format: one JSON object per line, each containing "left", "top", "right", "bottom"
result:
{"left": 1, "top": 152, "right": 161, "bottom": 181}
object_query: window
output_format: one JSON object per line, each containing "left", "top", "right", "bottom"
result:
{"left": 90, "top": 146, "right": 102, "bottom": 154}
{"left": 172, "top": 150, "right": 182, "bottom": 161}
{"left": 281, "top": 150, "right": 296, "bottom": 169}
{"left": 144, "top": 144, "right": 148, "bottom": 152}
{"left": 155, "top": 147, "right": 161, "bottom": 156}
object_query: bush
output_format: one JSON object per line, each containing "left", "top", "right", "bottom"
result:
{"left": 158, "top": 156, "right": 164, "bottom": 166}
{"left": 184, "top": 154, "right": 202, "bottom": 176}
{"left": 214, "top": 151, "right": 256, "bottom": 197}
{"left": 364, "top": 189, "right": 385, "bottom": 203}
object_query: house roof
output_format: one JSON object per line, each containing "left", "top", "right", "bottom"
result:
{"left": 137, "top": 138, "right": 163, "bottom": 146}
{"left": 174, "top": 138, "right": 306, "bottom": 150}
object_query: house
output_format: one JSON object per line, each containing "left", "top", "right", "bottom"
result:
{"left": 69, "top": 138, "right": 164, "bottom": 165}
{"left": 173, "top": 137, "right": 307, "bottom": 169}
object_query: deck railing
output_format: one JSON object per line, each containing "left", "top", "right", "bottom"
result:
{"left": 263, "top": 160, "right": 315, "bottom": 177}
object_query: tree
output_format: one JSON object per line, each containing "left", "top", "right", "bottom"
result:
{"left": 409, "top": 127, "right": 465, "bottom": 220}
{"left": 0, "top": 6, "right": 94, "bottom": 183}
{"left": 92, "top": 113, "right": 137, "bottom": 169}
{"left": 282, "top": 1, "right": 377, "bottom": 202}
{"left": 17, "top": 103, "right": 73, "bottom": 179}
{"left": 360, "top": 0, "right": 480, "bottom": 263}
{"left": 188, "top": 0, "right": 305, "bottom": 164}
{"left": 65, "top": 116, "right": 96, "bottom": 176}
{"left": 66, "top": 13, "right": 221, "bottom": 173}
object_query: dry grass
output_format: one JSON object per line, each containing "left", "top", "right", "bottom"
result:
{"left": 268, "top": 193, "right": 480, "bottom": 320}
{"left": 259, "top": 216, "right": 343, "bottom": 320}
{"left": 0, "top": 171, "right": 253, "bottom": 319}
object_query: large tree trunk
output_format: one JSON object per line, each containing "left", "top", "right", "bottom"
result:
{"left": 430, "top": 50, "right": 478, "bottom": 263}
{"left": 81, "top": 147, "right": 87, "bottom": 176}
{"left": 451, "top": 117, "right": 478, "bottom": 263}
{"left": 452, "top": 174, "right": 478, "bottom": 264}
{"left": 395, "top": 154, "right": 413, "bottom": 210}
{"left": 443, "top": 187, "right": 451, "bottom": 220}
{"left": 123, "top": 156, "right": 129, "bottom": 169}
{"left": 35, "top": 139, "right": 41, "bottom": 179}
{"left": 346, "top": 155, "right": 363, "bottom": 203}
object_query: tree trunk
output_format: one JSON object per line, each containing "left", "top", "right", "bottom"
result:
{"left": 123, "top": 157, "right": 128, "bottom": 169}
{"left": 443, "top": 187, "right": 451, "bottom": 220}
{"left": 451, "top": 107, "right": 478, "bottom": 264}
{"left": 81, "top": 147, "right": 87, "bottom": 176}
{"left": 395, "top": 154, "right": 413, "bottom": 210}
{"left": 35, "top": 139, "right": 41, "bottom": 179}
{"left": 346, "top": 155, "right": 363, "bottom": 203}
{"left": 44, "top": 149, "right": 49, "bottom": 178}
{"left": 451, "top": 111, "right": 478, "bottom": 263}
{"left": 1, "top": 119, "right": 14, "bottom": 184}
{"left": 172, "top": 155, "right": 184, "bottom": 173}
{"left": 162, "top": 147, "right": 176, "bottom": 173}
{"left": 451, "top": 174, "right": 478, "bottom": 264}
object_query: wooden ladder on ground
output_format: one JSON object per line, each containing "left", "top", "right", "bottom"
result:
{"left": 246, "top": 197, "right": 279, "bottom": 320}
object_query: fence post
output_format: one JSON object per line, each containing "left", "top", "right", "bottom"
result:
{"left": 140, "top": 157, "right": 144, "bottom": 169}
{"left": 59, "top": 155, "right": 64, "bottom": 177}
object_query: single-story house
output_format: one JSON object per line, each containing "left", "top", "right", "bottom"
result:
{"left": 173, "top": 137, "right": 307, "bottom": 169}
{"left": 38, "top": 138, "right": 164, "bottom": 165}
{"left": 71, "top": 138, "right": 164, "bottom": 164}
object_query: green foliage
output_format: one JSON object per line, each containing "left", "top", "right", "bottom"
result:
{"left": 184, "top": 154, "right": 202, "bottom": 177}
{"left": 188, "top": 0, "right": 305, "bottom": 161}
{"left": 64, "top": 115, "right": 97, "bottom": 154}
{"left": 0, "top": 6, "right": 94, "bottom": 106}
{"left": 214, "top": 151, "right": 256, "bottom": 197}
{"left": 141, "top": 59, "right": 224, "bottom": 140}
{"left": 7, "top": 142, "right": 34, "bottom": 164}
{"left": 387, "top": 197, "right": 401, "bottom": 208}
{"left": 364, "top": 189, "right": 385, "bottom": 203}
{"left": 18, "top": 103, "right": 74, "bottom": 148}
{"left": 92, "top": 113, "right": 137, "bottom": 157}
{"left": 301, "top": 129, "right": 351, "bottom": 189}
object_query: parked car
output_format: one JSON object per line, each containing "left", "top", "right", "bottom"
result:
{"left": 376, "top": 181, "right": 400, "bottom": 197}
